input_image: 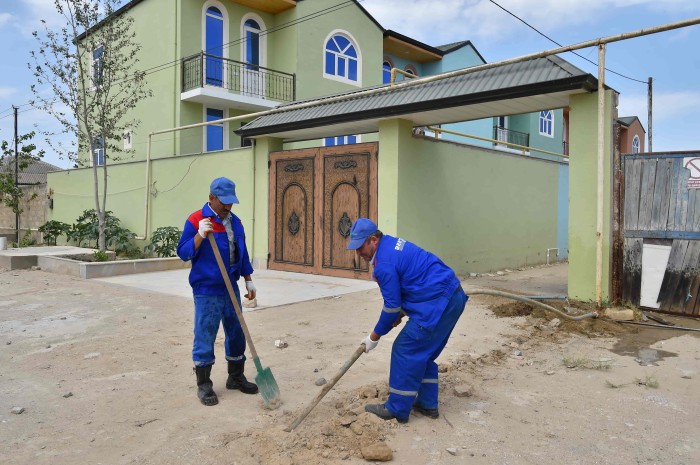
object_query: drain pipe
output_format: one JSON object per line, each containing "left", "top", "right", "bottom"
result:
{"left": 135, "top": 132, "right": 153, "bottom": 240}
{"left": 467, "top": 288, "right": 598, "bottom": 321}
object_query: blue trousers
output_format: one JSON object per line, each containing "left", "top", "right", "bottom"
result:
{"left": 385, "top": 287, "right": 468, "bottom": 420}
{"left": 192, "top": 287, "right": 247, "bottom": 367}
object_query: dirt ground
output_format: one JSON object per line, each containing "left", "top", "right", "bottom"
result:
{"left": 2, "top": 263, "right": 699, "bottom": 465}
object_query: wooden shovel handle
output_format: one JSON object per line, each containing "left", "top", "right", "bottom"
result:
{"left": 207, "top": 233, "right": 259, "bottom": 360}
{"left": 285, "top": 344, "right": 365, "bottom": 432}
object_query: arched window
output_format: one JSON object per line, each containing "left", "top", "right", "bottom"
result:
{"left": 324, "top": 31, "right": 361, "bottom": 85}
{"left": 243, "top": 18, "right": 261, "bottom": 69}
{"left": 382, "top": 58, "right": 393, "bottom": 84}
{"left": 204, "top": 4, "right": 226, "bottom": 86}
{"left": 403, "top": 64, "right": 418, "bottom": 78}
{"left": 632, "top": 135, "right": 640, "bottom": 154}
{"left": 539, "top": 110, "right": 554, "bottom": 137}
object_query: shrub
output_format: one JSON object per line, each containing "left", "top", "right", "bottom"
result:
{"left": 66, "top": 209, "right": 136, "bottom": 254}
{"left": 145, "top": 226, "right": 181, "bottom": 258}
{"left": 19, "top": 229, "right": 37, "bottom": 247}
{"left": 93, "top": 250, "right": 109, "bottom": 262}
{"left": 38, "top": 220, "right": 71, "bottom": 245}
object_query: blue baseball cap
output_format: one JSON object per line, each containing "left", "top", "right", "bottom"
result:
{"left": 210, "top": 177, "right": 239, "bottom": 204}
{"left": 347, "top": 218, "right": 378, "bottom": 250}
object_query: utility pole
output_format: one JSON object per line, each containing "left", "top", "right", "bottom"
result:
{"left": 647, "top": 77, "right": 653, "bottom": 152}
{"left": 13, "top": 105, "right": 19, "bottom": 244}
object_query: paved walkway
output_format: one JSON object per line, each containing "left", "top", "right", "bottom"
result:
{"left": 95, "top": 268, "right": 378, "bottom": 310}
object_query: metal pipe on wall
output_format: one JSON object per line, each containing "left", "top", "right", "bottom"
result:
{"left": 595, "top": 44, "right": 606, "bottom": 308}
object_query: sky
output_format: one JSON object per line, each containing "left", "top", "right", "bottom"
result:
{"left": 1, "top": 0, "right": 699, "bottom": 169}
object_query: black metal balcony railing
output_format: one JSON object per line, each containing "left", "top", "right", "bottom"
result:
{"left": 493, "top": 126, "right": 530, "bottom": 148}
{"left": 181, "top": 52, "right": 296, "bottom": 103}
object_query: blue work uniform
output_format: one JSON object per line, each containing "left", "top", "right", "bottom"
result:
{"left": 177, "top": 203, "right": 254, "bottom": 367}
{"left": 372, "top": 235, "right": 468, "bottom": 421}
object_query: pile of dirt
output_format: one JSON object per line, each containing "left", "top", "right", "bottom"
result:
{"left": 489, "top": 299, "right": 638, "bottom": 339}
{"left": 216, "top": 385, "right": 397, "bottom": 464}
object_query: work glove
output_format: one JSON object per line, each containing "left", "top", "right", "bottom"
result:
{"left": 198, "top": 218, "right": 213, "bottom": 238}
{"left": 362, "top": 334, "right": 379, "bottom": 353}
{"left": 245, "top": 280, "right": 257, "bottom": 300}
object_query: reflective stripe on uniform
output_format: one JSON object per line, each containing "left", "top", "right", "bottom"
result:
{"left": 389, "top": 387, "right": 418, "bottom": 396}
{"left": 382, "top": 306, "right": 403, "bottom": 314}
{"left": 226, "top": 355, "right": 245, "bottom": 362}
{"left": 421, "top": 378, "right": 438, "bottom": 384}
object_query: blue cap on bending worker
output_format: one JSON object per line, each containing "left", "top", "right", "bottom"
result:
{"left": 210, "top": 177, "right": 239, "bottom": 205}
{"left": 347, "top": 218, "right": 378, "bottom": 250}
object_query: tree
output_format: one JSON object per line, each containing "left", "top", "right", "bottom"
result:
{"left": 0, "top": 131, "right": 46, "bottom": 242}
{"left": 29, "top": 0, "right": 152, "bottom": 251}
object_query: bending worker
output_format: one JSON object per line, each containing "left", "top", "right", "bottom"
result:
{"left": 177, "top": 177, "right": 258, "bottom": 406}
{"left": 347, "top": 218, "right": 468, "bottom": 423}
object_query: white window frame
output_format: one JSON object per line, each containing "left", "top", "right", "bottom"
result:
{"left": 322, "top": 29, "right": 362, "bottom": 87}
{"left": 539, "top": 110, "right": 554, "bottom": 138}
{"left": 203, "top": 107, "right": 227, "bottom": 152}
{"left": 323, "top": 134, "right": 361, "bottom": 146}
{"left": 240, "top": 12, "right": 267, "bottom": 68}
{"left": 92, "top": 44, "right": 104, "bottom": 89}
{"left": 91, "top": 136, "right": 105, "bottom": 167}
{"left": 632, "top": 134, "right": 640, "bottom": 154}
{"left": 202, "top": 0, "right": 229, "bottom": 88}
{"left": 123, "top": 129, "right": 132, "bottom": 150}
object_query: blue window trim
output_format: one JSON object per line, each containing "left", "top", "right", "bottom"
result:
{"left": 632, "top": 135, "right": 640, "bottom": 154}
{"left": 93, "top": 136, "right": 105, "bottom": 166}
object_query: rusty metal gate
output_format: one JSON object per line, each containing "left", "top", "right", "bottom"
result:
{"left": 622, "top": 152, "right": 700, "bottom": 316}
{"left": 268, "top": 143, "right": 378, "bottom": 279}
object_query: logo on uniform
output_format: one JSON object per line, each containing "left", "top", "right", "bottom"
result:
{"left": 395, "top": 238, "right": 405, "bottom": 251}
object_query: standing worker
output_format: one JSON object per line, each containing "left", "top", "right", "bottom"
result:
{"left": 347, "top": 218, "right": 468, "bottom": 423}
{"left": 177, "top": 177, "right": 259, "bottom": 406}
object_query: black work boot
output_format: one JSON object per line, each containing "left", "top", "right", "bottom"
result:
{"left": 365, "top": 403, "right": 408, "bottom": 423}
{"left": 194, "top": 365, "right": 218, "bottom": 406}
{"left": 226, "top": 361, "right": 259, "bottom": 394}
{"left": 413, "top": 403, "right": 440, "bottom": 419}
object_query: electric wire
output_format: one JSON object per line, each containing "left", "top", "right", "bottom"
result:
{"left": 488, "top": 0, "right": 647, "bottom": 84}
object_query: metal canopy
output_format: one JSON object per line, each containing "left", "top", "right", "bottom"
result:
{"left": 237, "top": 55, "right": 598, "bottom": 142}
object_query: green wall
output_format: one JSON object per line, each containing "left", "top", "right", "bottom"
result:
{"left": 48, "top": 147, "right": 255, "bottom": 248}
{"left": 568, "top": 90, "right": 615, "bottom": 301}
{"left": 377, "top": 119, "right": 564, "bottom": 274}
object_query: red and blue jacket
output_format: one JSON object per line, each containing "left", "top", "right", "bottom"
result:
{"left": 177, "top": 203, "right": 254, "bottom": 295}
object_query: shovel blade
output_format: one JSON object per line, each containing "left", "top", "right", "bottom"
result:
{"left": 255, "top": 367, "right": 281, "bottom": 409}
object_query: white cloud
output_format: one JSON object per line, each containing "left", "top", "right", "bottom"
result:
{"left": 21, "top": 0, "right": 66, "bottom": 29}
{"left": 363, "top": 0, "right": 700, "bottom": 45}
{"left": 0, "top": 12, "right": 13, "bottom": 26}
{"left": 0, "top": 87, "right": 18, "bottom": 99}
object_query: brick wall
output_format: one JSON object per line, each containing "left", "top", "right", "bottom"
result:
{"left": 0, "top": 184, "right": 49, "bottom": 244}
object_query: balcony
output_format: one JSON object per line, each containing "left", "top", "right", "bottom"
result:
{"left": 493, "top": 126, "right": 530, "bottom": 148}
{"left": 181, "top": 52, "right": 296, "bottom": 111}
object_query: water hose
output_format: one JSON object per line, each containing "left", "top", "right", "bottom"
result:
{"left": 466, "top": 288, "right": 598, "bottom": 321}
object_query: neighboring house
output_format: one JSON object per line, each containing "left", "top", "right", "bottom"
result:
{"left": 0, "top": 156, "right": 60, "bottom": 242}
{"left": 617, "top": 116, "right": 646, "bottom": 154}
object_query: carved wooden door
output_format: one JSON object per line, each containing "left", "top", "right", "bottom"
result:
{"left": 269, "top": 143, "right": 377, "bottom": 279}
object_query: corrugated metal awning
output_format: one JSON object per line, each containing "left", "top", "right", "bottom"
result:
{"left": 237, "top": 55, "right": 599, "bottom": 142}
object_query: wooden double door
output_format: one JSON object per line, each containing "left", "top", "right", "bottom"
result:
{"left": 269, "top": 143, "right": 378, "bottom": 279}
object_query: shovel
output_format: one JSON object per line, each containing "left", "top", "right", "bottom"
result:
{"left": 207, "top": 234, "right": 281, "bottom": 409}
{"left": 285, "top": 343, "right": 365, "bottom": 431}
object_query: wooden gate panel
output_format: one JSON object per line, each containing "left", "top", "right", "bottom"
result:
{"left": 622, "top": 237, "right": 643, "bottom": 304}
{"left": 320, "top": 144, "right": 377, "bottom": 277}
{"left": 270, "top": 152, "right": 316, "bottom": 271}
